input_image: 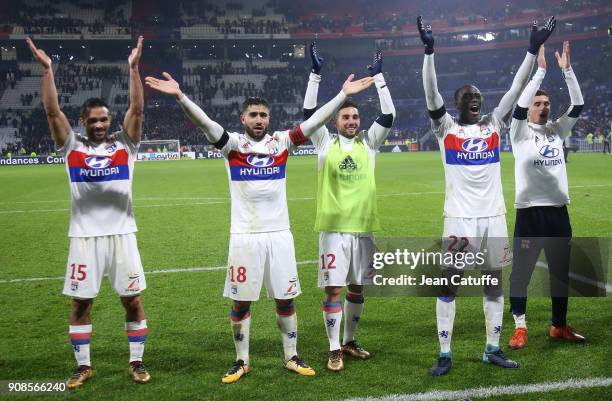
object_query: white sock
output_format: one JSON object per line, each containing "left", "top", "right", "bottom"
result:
{"left": 230, "top": 309, "right": 251, "bottom": 365}
{"left": 343, "top": 292, "right": 364, "bottom": 345}
{"left": 513, "top": 313, "right": 527, "bottom": 329}
{"left": 484, "top": 296, "right": 504, "bottom": 348}
{"left": 276, "top": 304, "right": 297, "bottom": 361}
{"left": 125, "top": 320, "right": 148, "bottom": 362}
{"left": 69, "top": 324, "right": 92, "bottom": 367}
{"left": 436, "top": 298, "right": 455, "bottom": 354}
{"left": 322, "top": 301, "right": 342, "bottom": 351}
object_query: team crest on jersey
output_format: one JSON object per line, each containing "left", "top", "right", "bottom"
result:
{"left": 265, "top": 137, "right": 279, "bottom": 154}
{"left": 480, "top": 126, "right": 492, "bottom": 136}
{"left": 546, "top": 134, "right": 555, "bottom": 142}
{"left": 444, "top": 133, "right": 500, "bottom": 165}
{"left": 71, "top": 281, "right": 79, "bottom": 291}
{"left": 105, "top": 143, "right": 117, "bottom": 152}
{"left": 228, "top": 150, "right": 288, "bottom": 181}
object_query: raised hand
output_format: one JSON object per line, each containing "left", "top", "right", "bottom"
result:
{"left": 26, "top": 38, "right": 51, "bottom": 70}
{"left": 555, "top": 41, "right": 570, "bottom": 70}
{"left": 417, "top": 16, "right": 434, "bottom": 54}
{"left": 537, "top": 45, "right": 546, "bottom": 69}
{"left": 145, "top": 72, "right": 183, "bottom": 98}
{"left": 310, "top": 42, "right": 324, "bottom": 74}
{"left": 129, "top": 36, "right": 144, "bottom": 70}
{"left": 528, "top": 16, "right": 556, "bottom": 55}
{"left": 367, "top": 50, "right": 383, "bottom": 76}
{"left": 342, "top": 74, "right": 375, "bottom": 96}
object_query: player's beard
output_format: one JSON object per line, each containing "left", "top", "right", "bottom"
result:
{"left": 87, "top": 128, "right": 109, "bottom": 143}
{"left": 245, "top": 125, "right": 267, "bottom": 141}
{"left": 339, "top": 125, "right": 359, "bottom": 138}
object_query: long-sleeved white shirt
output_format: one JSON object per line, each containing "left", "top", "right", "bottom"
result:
{"left": 510, "top": 67, "right": 584, "bottom": 208}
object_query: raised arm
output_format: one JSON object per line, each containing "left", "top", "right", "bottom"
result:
{"left": 550, "top": 41, "right": 584, "bottom": 138}
{"left": 493, "top": 17, "right": 555, "bottom": 123}
{"left": 299, "top": 74, "right": 374, "bottom": 137}
{"left": 144, "top": 72, "right": 225, "bottom": 146}
{"left": 366, "top": 50, "right": 396, "bottom": 149}
{"left": 26, "top": 38, "right": 71, "bottom": 148}
{"left": 303, "top": 42, "right": 323, "bottom": 120}
{"left": 418, "top": 17, "right": 444, "bottom": 115}
{"left": 123, "top": 36, "right": 145, "bottom": 145}
{"left": 510, "top": 46, "right": 546, "bottom": 143}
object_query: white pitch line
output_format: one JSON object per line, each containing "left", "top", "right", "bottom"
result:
{"left": 2, "top": 182, "right": 610, "bottom": 209}
{"left": 0, "top": 260, "right": 318, "bottom": 284}
{"left": 535, "top": 261, "right": 612, "bottom": 294}
{"left": 344, "top": 377, "right": 612, "bottom": 401}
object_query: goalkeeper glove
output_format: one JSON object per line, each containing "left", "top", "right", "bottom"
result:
{"left": 310, "top": 42, "right": 324, "bottom": 74}
{"left": 417, "top": 16, "right": 434, "bottom": 55}
{"left": 529, "top": 16, "right": 556, "bottom": 55}
{"left": 367, "top": 50, "right": 383, "bottom": 76}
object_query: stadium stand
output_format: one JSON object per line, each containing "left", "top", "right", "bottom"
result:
{"left": 0, "top": 0, "right": 610, "bottom": 155}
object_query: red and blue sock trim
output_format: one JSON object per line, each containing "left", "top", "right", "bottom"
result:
{"left": 346, "top": 291, "right": 364, "bottom": 304}
{"left": 322, "top": 301, "right": 342, "bottom": 313}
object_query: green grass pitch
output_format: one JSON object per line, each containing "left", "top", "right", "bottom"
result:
{"left": 0, "top": 151, "right": 610, "bottom": 401}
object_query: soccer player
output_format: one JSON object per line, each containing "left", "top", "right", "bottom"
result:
{"left": 508, "top": 42, "right": 585, "bottom": 349}
{"left": 303, "top": 44, "right": 395, "bottom": 371}
{"left": 27, "top": 36, "right": 150, "bottom": 388}
{"left": 417, "top": 15, "right": 556, "bottom": 376}
{"left": 144, "top": 70, "right": 374, "bottom": 383}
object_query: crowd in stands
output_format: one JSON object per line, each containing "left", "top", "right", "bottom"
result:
{"left": 1, "top": 0, "right": 608, "bottom": 39}
{"left": 180, "top": 0, "right": 289, "bottom": 34}
{"left": 4, "top": 0, "right": 130, "bottom": 35}
{"left": 2, "top": 38, "right": 610, "bottom": 155}
{"left": 282, "top": 0, "right": 609, "bottom": 34}
{"left": 1, "top": 1, "right": 610, "bottom": 155}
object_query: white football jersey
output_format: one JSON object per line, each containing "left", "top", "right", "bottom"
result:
{"left": 433, "top": 113, "right": 506, "bottom": 218}
{"left": 59, "top": 130, "right": 139, "bottom": 237}
{"left": 219, "top": 126, "right": 306, "bottom": 233}
{"left": 511, "top": 122, "right": 569, "bottom": 208}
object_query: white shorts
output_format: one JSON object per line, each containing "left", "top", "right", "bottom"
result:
{"left": 62, "top": 233, "right": 146, "bottom": 299}
{"left": 223, "top": 230, "right": 301, "bottom": 301}
{"left": 442, "top": 215, "right": 512, "bottom": 270}
{"left": 318, "top": 232, "right": 376, "bottom": 288}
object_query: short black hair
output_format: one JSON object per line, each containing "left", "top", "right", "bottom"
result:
{"left": 454, "top": 85, "right": 481, "bottom": 103}
{"left": 535, "top": 89, "right": 549, "bottom": 97}
{"left": 241, "top": 97, "right": 269, "bottom": 113}
{"left": 334, "top": 98, "right": 359, "bottom": 119}
{"left": 80, "top": 98, "right": 109, "bottom": 118}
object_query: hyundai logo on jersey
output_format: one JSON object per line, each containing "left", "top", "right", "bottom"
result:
{"left": 246, "top": 154, "right": 274, "bottom": 167}
{"left": 84, "top": 156, "right": 112, "bottom": 169}
{"left": 539, "top": 145, "right": 560, "bottom": 158}
{"left": 461, "top": 138, "right": 488, "bottom": 153}
{"left": 444, "top": 133, "right": 500, "bottom": 165}
{"left": 228, "top": 150, "right": 287, "bottom": 181}
{"left": 68, "top": 149, "right": 130, "bottom": 183}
